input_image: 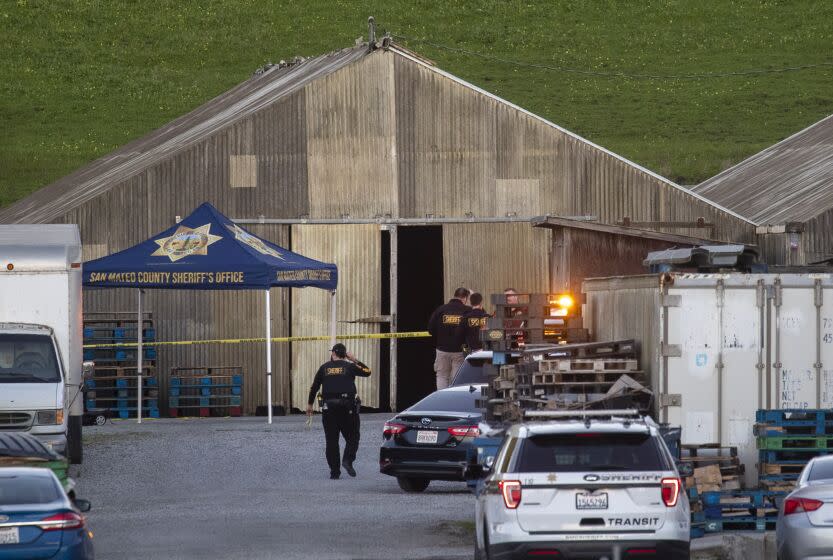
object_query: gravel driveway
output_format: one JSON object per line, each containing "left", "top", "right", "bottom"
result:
{"left": 75, "top": 413, "right": 473, "bottom": 560}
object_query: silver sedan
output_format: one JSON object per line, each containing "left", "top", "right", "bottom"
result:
{"left": 777, "top": 455, "right": 833, "bottom": 560}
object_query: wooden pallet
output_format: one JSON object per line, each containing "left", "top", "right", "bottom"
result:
{"left": 533, "top": 370, "right": 646, "bottom": 384}
{"left": 760, "top": 462, "right": 805, "bottom": 475}
{"left": 539, "top": 358, "right": 638, "bottom": 373}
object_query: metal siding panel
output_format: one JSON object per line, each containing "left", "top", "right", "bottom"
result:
{"left": 442, "top": 223, "right": 550, "bottom": 299}
{"left": 290, "top": 225, "right": 381, "bottom": 409}
{"left": 306, "top": 51, "right": 398, "bottom": 219}
{"left": 394, "top": 55, "right": 497, "bottom": 218}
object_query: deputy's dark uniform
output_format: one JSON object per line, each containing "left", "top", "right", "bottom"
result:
{"left": 308, "top": 353, "right": 371, "bottom": 478}
{"left": 458, "top": 308, "right": 490, "bottom": 353}
{"left": 427, "top": 298, "right": 471, "bottom": 352}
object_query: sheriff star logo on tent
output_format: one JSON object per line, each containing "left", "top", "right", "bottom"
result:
{"left": 230, "top": 224, "right": 284, "bottom": 260}
{"left": 151, "top": 224, "right": 222, "bottom": 262}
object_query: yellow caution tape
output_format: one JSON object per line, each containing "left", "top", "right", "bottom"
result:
{"left": 82, "top": 331, "right": 431, "bottom": 349}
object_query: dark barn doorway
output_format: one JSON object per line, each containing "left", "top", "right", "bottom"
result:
{"left": 396, "top": 226, "right": 444, "bottom": 410}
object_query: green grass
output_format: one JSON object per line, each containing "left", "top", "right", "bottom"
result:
{"left": 2, "top": 0, "right": 832, "bottom": 208}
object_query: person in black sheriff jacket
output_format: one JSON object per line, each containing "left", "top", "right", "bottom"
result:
{"left": 306, "top": 343, "right": 371, "bottom": 479}
{"left": 458, "top": 292, "right": 490, "bottom": 353}
{"left": 427, "top": 287, "right": 471, "bottom": 390}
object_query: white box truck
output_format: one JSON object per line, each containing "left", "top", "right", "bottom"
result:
{"left": 0, "top": 225, "right": 84, "bottom": 463}
{"left": 583, "top": 272, "right": 833, "bottom": 485}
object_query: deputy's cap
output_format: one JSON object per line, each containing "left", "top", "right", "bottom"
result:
{"left": 330, "top": 343, "right": 347, "bottom": 357}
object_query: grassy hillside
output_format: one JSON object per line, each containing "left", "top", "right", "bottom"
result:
{"left": 2, "top": 0, "right": 832, "bottom": 208}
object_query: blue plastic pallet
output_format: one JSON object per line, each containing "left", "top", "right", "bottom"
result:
{"left": 705, "top": 517, "right": 775, "bottom": 533}
{"left": 117, "top": 408, "right": 160, "bottom": 419}
{"left": 757, "top": 409, "right": 833, "bottom": 422}
{"left": 759, "top": 449, "right": 833, "bottom": 463}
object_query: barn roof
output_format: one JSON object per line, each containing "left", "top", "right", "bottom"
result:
{"left": 0, "top": 46, "right": 369, "bottom": 224}
{"left": 1, "top": 41, "right": 752, "bottom": 227}
{"left": 691, "top": 114, "right": 833, "bottom": 225}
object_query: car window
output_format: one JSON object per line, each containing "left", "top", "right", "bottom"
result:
{"left": 451, "top": 359, "right": 489, "bottom": 386}
{"left": 809, "top": 460, "right": 833, "bottom": 482}
{"left": 450, "top": 355, "right": 521, "bottom": 386}
{"left": 0, "top": 475, "right": 62, "bottom": 505}
{"left": 407, "top": 388, "right": 483, "bottom": 413}
{"left": 515, "top": 433, "right": 668, "bottom": 473}
{"left": 0, "top": 334, "right": 61, "bottom": 383}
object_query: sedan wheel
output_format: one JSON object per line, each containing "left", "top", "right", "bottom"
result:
{"left": 397, "top": 477, "right": 430, "bottom": 493}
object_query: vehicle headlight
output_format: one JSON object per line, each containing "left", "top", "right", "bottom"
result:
{"left": 37, "top": 410, "right": 63, "bottom": 425}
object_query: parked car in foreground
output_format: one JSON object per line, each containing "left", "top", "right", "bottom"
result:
{"left": 776, "top": 454, "right": 833, "bottom": 560}
{"left": 380, "top": 384, "right": 486, "bottom": 492}
{"left": 0, "top": 467, "right": 93, "bottom": 559}
{"left": 0, "top": 432, "right": 75, "bottom": 498}
{"left": 475, "top": 410, "right": 690, "bottom": 559}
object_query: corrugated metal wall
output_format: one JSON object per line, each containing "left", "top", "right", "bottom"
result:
{"left": 804, "top": 209, "right": 833, "bottom": 264}
{"left": 552, "top": 227, "right": 692, "bottom": 293}
{"left": 582, "top": 275, "right": 662, "bottom": 391}
{"left": 442, "top": 223, "right": 550, "bottom": 299}
{"left": 290, "top": 225, "right": 380, "bottom": 409}
{"left": 306, "top": 52, "right": 398, "bottom": 219}
{"left": 756, "top": 233, "right": 788, "bottom": 266}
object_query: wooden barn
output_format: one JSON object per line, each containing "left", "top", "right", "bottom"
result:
{"left": 693, "top": 113, "right": 833, "bottom": 266}
{"left": 0, "top": 39, "right": 756, "bottom": 413}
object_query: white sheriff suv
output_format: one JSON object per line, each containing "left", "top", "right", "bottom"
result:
{"left": 474, "top": 410, "right": 690, "bottom": 559}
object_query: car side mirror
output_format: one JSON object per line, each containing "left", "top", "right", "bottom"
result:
{"left": 73, "top": 498, "right": 92, "bottom": 512}
{"left": 677, "top": 462, "right": 694, "bottom": 478}
{"left": 82, "top": 361, "right": 95, "bottom": 380}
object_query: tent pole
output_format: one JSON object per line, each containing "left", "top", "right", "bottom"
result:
{"left": 266, "top": 289, "right": 273, "bottom": 425}
{"left": 329, "top": 290, "right": 337, "bottom": 348}
{"left": 137, "top": 289, "right": 143, "bottom": 425}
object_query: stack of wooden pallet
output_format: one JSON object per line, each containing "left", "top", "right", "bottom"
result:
{"left": 481, "top": 340, "right": 644, "bottom": 422}
{"left": 532, "top": 357, "right": 646, "bottom": 407}
{"left": 480, "top": 293, "right": 589, "bottom": 352}
{"left": 756, "top": 409, "right": 833, "bottom": 491}
{"left": 681, "top": 444, "right": 745, "bottom": 492}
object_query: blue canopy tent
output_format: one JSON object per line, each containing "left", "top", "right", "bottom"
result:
{"left": 83, "top": 202, "right": 338, "bottom": 424}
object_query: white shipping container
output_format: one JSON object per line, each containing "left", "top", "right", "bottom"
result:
{"left": 583, "top": 273, "right": 833, "bottom": 485}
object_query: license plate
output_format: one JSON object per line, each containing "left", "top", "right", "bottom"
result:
{"left": 416, "top": 430, "right": 439, "bottom": 444}
{"left": 0, "top": 527, "right": 20, "bottom": 545}
{"left": 576, "top": 492, "right": 608, "bottom": 510}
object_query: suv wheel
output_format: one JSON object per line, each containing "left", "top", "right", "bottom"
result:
{"left": 397, "top": 477, "right": 430, "bottom": 493}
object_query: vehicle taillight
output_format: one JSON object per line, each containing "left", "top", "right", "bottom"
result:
{"left": 448, "top": 425, "right": 480, "bottom": 438}
{"left": 40, "top": 512, "right": 85, "bottom": 531}
{"left": 661, "top": 477, "right": 681, "bottom": 507}
{"left": 626, "top": 549, "right": 657, "bottom": 557}
{"left": 784, "top": 497, "right": 824, "bottom": 515}
{"left": 499, "top": 480, "right": 522, "bottom": 509}
{"left": 383, "top": 422, "right": 407, "bottom": 437}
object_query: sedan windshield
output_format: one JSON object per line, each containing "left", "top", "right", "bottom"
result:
{"left": 0, "top": 334, "right": 62, "bottom": 383}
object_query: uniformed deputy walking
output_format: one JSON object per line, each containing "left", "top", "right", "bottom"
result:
{"left": 306, "top": 343, "right": 371, "bottom": 479}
